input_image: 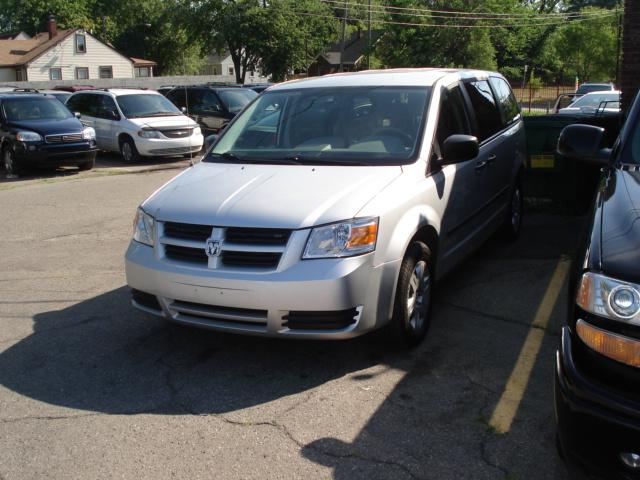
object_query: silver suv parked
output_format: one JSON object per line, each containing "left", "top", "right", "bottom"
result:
{"left": 125, "top": 69, "right": 526, "bottom": 345}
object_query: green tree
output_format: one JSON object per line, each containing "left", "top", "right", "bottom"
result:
{"left": 549, "top": 7, "right": 618, "bottom": 81}
{"left": 0, "top": 0, "right": 94, "bottom": 33}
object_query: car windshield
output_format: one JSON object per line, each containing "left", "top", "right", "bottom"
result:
{"left": 570, "top": 92, "right": 619, "bottom": 109}
{"left": 50, "top": 92, "right": 72, "bottom": 104}
{"left": 218, "top": 89, "right": 258, "bottom": 113}
{"left": 116, "top": 94, "right": 181, "bottom": 118}
{"left": 206, "top": 86, "right": 431, "bottom": 166}
{"left": 577, "top": 84, "right": 612, "bottom": 94}
{"left": 3, "top": 97, "right": 73, "bottom": 121}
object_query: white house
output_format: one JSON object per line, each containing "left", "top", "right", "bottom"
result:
{"left": 200, "top": 51, "right": 265, "bottom": 81}
{"left": 0, "top": 17, "right": 155, "bottom": 82}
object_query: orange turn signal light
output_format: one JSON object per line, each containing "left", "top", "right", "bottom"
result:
{"left": 347, "top": 221, "right": 378, "bottom": 248}
{"left": 577, "top": 319, "right": 640, "bottom": 368}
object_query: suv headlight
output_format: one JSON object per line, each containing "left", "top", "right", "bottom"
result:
{"left": 82, "top": 127, "right": 96, "bottom": 140}
{"left": 576, "top": 272, "right": 640, "bottom": 324}
{"left": 138, "top": 129, "right": 163, "bottom": 139}
{"left": 15, "top": 131, "right": 42, "bottom": 142}
{"left": 132, "top": 208, "right": 155, "bottom": 247}
{"left": 303, "top": 217, "right": 378, "bottom": 259}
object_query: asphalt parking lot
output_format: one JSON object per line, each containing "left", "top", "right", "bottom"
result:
{"left": 0, "top": 166, "right": 582, "bottom": 479}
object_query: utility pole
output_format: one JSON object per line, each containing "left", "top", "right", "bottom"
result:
{"left": 339, "top": 0, "right": 348, "bottom": 73}
{"left": 367, "top": 0, "right": 372, "bottom": 69}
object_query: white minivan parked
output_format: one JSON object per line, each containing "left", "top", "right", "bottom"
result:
{"left": 66, "top": 89, "right": 203, "bottom": 161}
{"left": 125, "top": 69, "right": 526, "bottom": 346}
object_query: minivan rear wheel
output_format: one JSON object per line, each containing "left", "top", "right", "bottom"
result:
{"left": 501, "top": 181, "right": 523, "bottom": 240}
{"left": 389, "top": 241, "right": 432, "bottom": 347}
{"left": 120, "top": 137, "right": 140, "bottom": 163}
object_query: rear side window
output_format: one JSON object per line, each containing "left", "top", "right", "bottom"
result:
{"left": 66, "top": 93, "right": 90, "bottom": 114}
{"left": 166, "top": 88, "right": 186, "bottom": 109}
{"left": 435, "top": 85, "right": 471, "bottom": 148}
{"left": 489, "top": 77, "right": 520, "bottom": 126}
{"left": 463, "top": 80, "right": 503, "bottom": 142}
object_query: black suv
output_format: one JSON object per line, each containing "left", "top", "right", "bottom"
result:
{"left": 165, "top": 85, "right": 257, "bottom": 135}
{"left": 555, "top": 92, "right": 640, "bottom": 478}
{"left": 0, "top": 93, "right": 97, "bottom": 176}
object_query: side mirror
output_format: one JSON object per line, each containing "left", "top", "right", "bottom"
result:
{"left": 108, "top": 109, "right": 120, "bottom": 120}
{"left": 441, "top": 134, "right": 479, "bottom": 165}
{"left": 557, "top": 124, "right": 611, "bottom": 166}
{"left": 203, "top": 134, "right": 219, "bottom": 151}
{"left": 74, "top": 112, "right": 81, "bottom": 119}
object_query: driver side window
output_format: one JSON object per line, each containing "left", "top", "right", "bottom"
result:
{"left": 435, "top": 85, "right": 471, "bottom": 153}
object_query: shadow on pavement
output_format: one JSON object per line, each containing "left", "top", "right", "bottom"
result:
{"left": 0, "top": 286, "right": 407, "bottom": 415}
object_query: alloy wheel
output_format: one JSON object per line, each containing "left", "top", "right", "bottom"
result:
{"left": 122, "top": 142, "right": 133, "bottom": 162}
{"left": 511, "top": 187, "right": 522, "bottom": 232}
{"left": 406, "top": 260, "right": 431, "bottom": 331}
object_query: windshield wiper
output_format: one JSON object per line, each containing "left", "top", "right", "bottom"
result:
{"left": 135, "top": 111, "right": 180, "bottom": 118}
{"left": 283, "top": 155, "right": 370, "bottom": 166}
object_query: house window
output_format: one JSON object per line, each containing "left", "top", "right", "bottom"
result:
{"left": 15, "top": 69, "right": 23, "bottom": 81}
{"left": 75, "top": 34, "right": 86, "bottom": 53}
{"left": 75, "top": 67, "right": 89, "bottom": 79}
{"left": 99, "top": 66, "right": 113, "bottom": 79}
{"left": 228, "top": 66, "right": 234, "bottom": 76}
{"left": 49, "top": 68, "right": 62, "bottom": 80}
{"left": 134, "top": 67, "right": 150, "bottom": 78}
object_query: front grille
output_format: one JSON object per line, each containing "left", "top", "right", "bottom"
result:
{"left": 131, "top": 288, "right": 161, "bottom": 311}
{"left": 171, "top": 300, "right": 267, "bottom": 326}
{"left": 45, "top": 133, "right": 83, "bottom": 144}
{"left": 164, "top": 244, "right": 207, "bottom": 265}
{"left": 160, "top": 222, "right": 292, "bottom": 270}
{"left": 160, "top": 128, "right": 194, "bottom": 139}
{"left": 282, "top": 308, "right": 360, "bottom": 330}
{"left": 164, "top": 222, "right": 212, "bottom": 242}
{"left": 221, "top": 251, "right": 281, "bottom": 268}
{"left": 225, "top": 227, "right": 290, "bottom": 246}
{"left": 148, "top": 146, "right": 200, "bottom": 155}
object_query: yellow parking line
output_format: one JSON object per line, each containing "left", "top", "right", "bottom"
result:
{"left": 489, "top": 259, "right": 570, "bottom": 434}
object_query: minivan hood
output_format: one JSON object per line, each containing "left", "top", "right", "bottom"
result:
{"left": 128, "top": 116, "right": 198, "bottom": 129}
{"left": 8, "top": 117, "right": 83, "bottom": 136}
{"left": 143, "top": 162, "right": 402, "bottom": 229}
{"left": 600, "top": 168, "right": 640, "bottom": 283}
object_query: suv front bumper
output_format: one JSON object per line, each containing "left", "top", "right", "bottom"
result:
{"left": 125, "top": 241, "right": 399, "bottom": 339}
{"left": 134, "top": 134, "right": 204, "bottom": 157}
{"left": 555, "top": 326, "right": 640, "bottom": 479}
{"left": 15, "top": 141, "right": 97, "bottom": 166}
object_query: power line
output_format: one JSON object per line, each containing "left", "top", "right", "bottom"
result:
{"left": 291, "top": 9, "right": 618, "bottom": 28}
{"left": 320, "top": 0, "right": 622, "bottom": 18}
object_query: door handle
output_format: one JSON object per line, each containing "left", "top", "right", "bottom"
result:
{"left": 475, "top": 160, "right": 488, "bottom": 171}
{"left": 487, "top": 154, "right": 497, "bottom": 165}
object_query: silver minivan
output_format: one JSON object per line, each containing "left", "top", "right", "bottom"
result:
{"left": 125, "top": 69, "right": 526, "bottom": 345}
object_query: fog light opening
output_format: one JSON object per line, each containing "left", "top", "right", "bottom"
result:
{"left": 620, "top": 452, "right": 640, "bottom": 470}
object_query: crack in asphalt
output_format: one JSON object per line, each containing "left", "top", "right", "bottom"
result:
{"left": 440, "top": 301, "right": 560, "bottom": 336}
{"left": 0, "top": 413, "right": 102, "bottom": 424}
{"left": 479, "top": 436, "right": 511, "bottom": 479}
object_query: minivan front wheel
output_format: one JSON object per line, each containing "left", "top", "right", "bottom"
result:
{"left": 390, "top": 241, "right": 432, "bottom": 347}
{"left": 120, "top": 137, "right": 140, "bottom": 163}
{"left": 501, "top": 181, "right": 523, "bottom": 240}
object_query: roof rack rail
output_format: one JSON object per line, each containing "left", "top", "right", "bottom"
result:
{"left": 12, "top": 88, "right": 40, "bottom": 93}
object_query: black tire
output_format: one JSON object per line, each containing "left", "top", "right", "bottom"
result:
{"left": 389, "top": 241, "right": 433, "bottom": 347}
{"left": 500, "top": 179, "right": 523, "bottom": 241}
{"left": 77, "top": 154, "right": 95, "bottom": 171}
{"left": 2, "top": 145, "right": 23, "bottom": 177}
{"left": 120, "top": 137, "right": 140, "bottom": 163}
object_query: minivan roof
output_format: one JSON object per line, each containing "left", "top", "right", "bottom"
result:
{"left": 272, "top": 68, "right": 500, "bottom": 90}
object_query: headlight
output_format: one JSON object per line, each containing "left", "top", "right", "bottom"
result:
{"left": 193, "top": 126, "right": 201, "bottom": 136}
{"left": 303, "top": 217, "right": 378, "bottom": 259}
{"left": 576, "top": 272, "right": 640, "bottom": 324}
{"left": 138, "top": 129, "right": 162, "bottom": 139}
{"left": 82, "top": 127, "right": 96, "bottom": 140}
{"left": 15, "top": 131, "right": 42, "bottom": 142}
{"left": 132, "top": 208, "right": 155, "bottom": 246}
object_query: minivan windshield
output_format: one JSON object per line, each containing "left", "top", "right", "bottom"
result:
{"left": 3, "top": 97, "right": 73, "bottom": 121}
{"left": 116, "top": 94, "right": 181, "bottom": 118}
{"left": 218, "top": 89, "right": 257, "bottom": 113}
{"left": 206, "top": 86, "right": 431, "bottom": 166}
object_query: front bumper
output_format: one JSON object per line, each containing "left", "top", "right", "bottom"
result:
{"left": 15, "top": 141, "right": 97, "bottom": 166}
{"left": 555, "top": 326, "right": 640, "bottom": 479}
{"left": 134, "top": 133, "right": 204, "bottom": 157}
{"left": 125, "top": 241, "right": 399, "bottom": 339}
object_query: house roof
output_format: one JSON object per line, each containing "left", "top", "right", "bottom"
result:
{"left": 130, "top": 57, "right": 157, "bottom": 67}
{"left": 319, "top": 30, "right": 383, "bottom": 66}
{"left": 0, "top": 29, "right": 77, "bottom": 67}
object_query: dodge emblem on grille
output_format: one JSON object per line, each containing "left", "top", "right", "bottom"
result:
{"left": 205, "top": 239, "right": 222, "bottom": 257}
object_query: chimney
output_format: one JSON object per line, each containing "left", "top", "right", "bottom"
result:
{"left": 47, "top": 15, "right": 57, "bottom": 40}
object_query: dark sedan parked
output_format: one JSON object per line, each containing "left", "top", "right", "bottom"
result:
{"left": 0, "top": 93, "right": 97, "bottom": 176}
{"left": 555, "top": 92, "right": 640, "bottom": 479}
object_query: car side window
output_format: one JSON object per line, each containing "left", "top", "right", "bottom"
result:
{"left": 202, "top": 91, "right": 223, "bottom": 113}
{"left": 66, "top": 94, "right": 87, "bottom": 114}
{"left": 489, "top": 77, "right": 520, "bottom": 126}
{"left": 96, "top": 95, "right": 118, "bottom": 120}
{"left": 463, "top": 80, "right": 503, "bottom": 142}
{"left": 187, "top": 89, "right": 206, "bottom": 114}
{"left": 435, "top": 84, "right": 471, "bottom": 149}
{"left": 166, "top": 88, "right": 186, "bottom": 109}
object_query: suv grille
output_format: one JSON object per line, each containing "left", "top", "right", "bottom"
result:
{"left": 160, "top": 222, "right": 292, "bottom": 271}
{"left": 45, "top": 133, "right": 83, "bottom": 143}
{"left": 159, "top": 128, "right": 194, "bottom": 139}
